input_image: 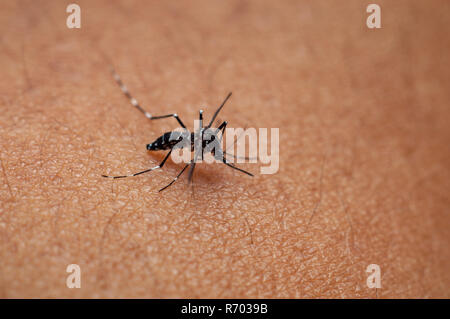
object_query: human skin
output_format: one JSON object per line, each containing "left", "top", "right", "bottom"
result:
{"left": 0, "top": 0, "right": 449, "bottom": 298}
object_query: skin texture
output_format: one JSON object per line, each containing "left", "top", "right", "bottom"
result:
{"left": 0, "top": 0, "right": 449, "bottom": 298}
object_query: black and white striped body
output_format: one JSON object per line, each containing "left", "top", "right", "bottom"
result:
{"left": 147, "top": 129, "right": 224, "bottom": 161}
{"left": 146, "top": 131, "right": 192, "bottom": 151}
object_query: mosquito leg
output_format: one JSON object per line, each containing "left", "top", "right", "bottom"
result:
{"left": 206, "top": 92, "right": 232, "bottom": 128}
{"left": 222, "top": 156, "right": 254, "bottom": 177}
{"left": 199, "top": 110, "right": 204, "bottom": 160}
{"left": 150, "top": 113, "right": 186, "bottom": 129}
{"left": 222, "top": 125, "right": 259, "bottom": 162}
{"left": 215, "top": 120, "right": 228, "bottom": 143}
{"left": 187, "top": 161, "right": 196, "bottom": 183}
{"left": 202, "top": 121, "right": 227, "bottom": 162}
{"left": 111, "top": 68, "right": 187, "bottom": 129}
{"left": 111, "top": 67, "right": 153, "bottom": 119}
{"left": 225, "top": 125, "right": 247, "bottom": 152}
{"left": 159, "top": 164, "right": 189, "bottom": 192}
{"left": 102, "top": 150, "right": 172, "bottom": 179}
{"left": 222, "top": 126, "right": 258, "bottom": 161}
{"left": 224, "top": 152, "right": 258, "bottom": 161}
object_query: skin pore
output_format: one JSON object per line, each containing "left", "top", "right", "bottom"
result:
{"left": 0, "top": 1, "right": 449, "bottom": 298}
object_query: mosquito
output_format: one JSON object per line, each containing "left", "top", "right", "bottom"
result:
{"left": 101, "top": 68, "right": 254, "bottom": 192}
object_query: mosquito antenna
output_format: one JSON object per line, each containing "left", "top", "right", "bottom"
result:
{"left": 206, "top": 92, "right": 232, "bottom": 129}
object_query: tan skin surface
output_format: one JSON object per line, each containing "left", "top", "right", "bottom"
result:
{"left": 0, "top": 0, "right": 449, "bottom": 298}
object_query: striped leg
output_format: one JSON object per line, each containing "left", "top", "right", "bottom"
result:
{"left": 111, "top": 68, "right": 186, "bottom": 129}
{"left": 111, "top": 67, "right": 152, "bottom": 119}
{"left": 159, "top": 164, "right": 189, "bottom": 192}
{"left": 102, "top": 150, "right": 172, "bottom": 179}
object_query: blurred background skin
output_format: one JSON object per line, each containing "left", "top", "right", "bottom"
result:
{"left": 0, "top": 0, "right": 449, "bottom": 298}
